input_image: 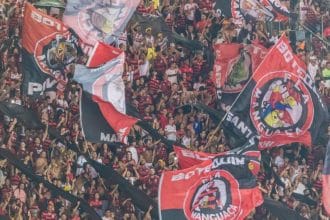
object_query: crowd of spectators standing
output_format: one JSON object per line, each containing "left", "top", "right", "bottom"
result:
{"left": 0, "top": 0, "right": 329, "bottom": 219}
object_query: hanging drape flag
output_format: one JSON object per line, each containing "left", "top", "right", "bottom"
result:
{"left": 222, "top": 35, "right": 328, "bottom": 150}
{"left": 80, "top": 91, "right": 116, "bottom": 143}
{"left": 214, "top": 0, "right": 290, "bottom": 22}
{"left": 159, "top": 153, "right": 263, "bottom": 220}
{"left": 174, "top": 138, "right": 260, "bottom": 175}
{"left": 213, "top": 43, "right": 269, "bottom": 94}
{"left": 74, "top": 53, "right": 138, "bottom": 142}
{"left": 63, "top": 0, "right": 139, "bottom": 46}
{"left": 86, "top": 41, "right": 123, "bottom": 68}
{"left": 132, "top": 13, "right": 203, "bottom": 50}
{"left": 323, "top": 139, "right": 330, "bottom": 216}
{"left": 21, "top": 3, "right": 80, "bottom": 97}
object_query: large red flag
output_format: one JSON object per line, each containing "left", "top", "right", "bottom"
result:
{"left": 222, "top": 36, "right": 328, "bottom": 149}
{"left": 159, "top": 154, "right": 263, "bottom": 220}
{"left": 174, "top": 140, "right": 260, "bottom": 175}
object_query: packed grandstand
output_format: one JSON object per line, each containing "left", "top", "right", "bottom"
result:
{"left": 0, "top": 0, "right": 329, "bottom": 219}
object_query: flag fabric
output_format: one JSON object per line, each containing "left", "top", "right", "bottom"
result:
{"left": 63, "top": 0, "right": 139, "bottom": 46}
{"left": 80, "top": 91, "right": 116, "bottom": 143}
{"left": 21, "top": 49, "right": 58, "bottom": 97}
{"left": 174, "top": 138, "right": 260, "bottom": 174}
{"left": 222, "top": 35, "right": 328, "bottom": 150}
{"left": 323, "top": 138, "right": 330, "bottom": 215}
{"left": 262, "top": 197, "right": 307, "bottom": 220}
{"left": 159, "top": 153, "right": 263, "bottom": 220}
{"left": 22, "top": 3, "right": 79, "bottom": 97}
{"left": 214, "top": 0, "right": 290, "bottom": 22}
{"left": 213, "top": 42, "right": 268, "bottom": 94}
{"left": 86, "top": 41, "right": 123, "bottom": 68}
{"left": 132, "top": 13, "right": 203, "bottom": 50}
{"left": 74, "top": 53, "right": 138, "bottom": 142}
{"left": 0, "top": 102, "right": 43, "bottom": 129}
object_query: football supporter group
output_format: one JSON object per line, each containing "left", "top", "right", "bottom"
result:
{"left": 0, "top": 0, "right": 330, "bottom": 219}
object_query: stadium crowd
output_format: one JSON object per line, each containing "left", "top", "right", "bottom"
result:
{"left": 0, "top": 0, "right": 329, "bottom": 219}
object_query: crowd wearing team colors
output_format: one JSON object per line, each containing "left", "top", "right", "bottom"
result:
{"left": 0, "top": 0, "right": 329, "bottom": 219}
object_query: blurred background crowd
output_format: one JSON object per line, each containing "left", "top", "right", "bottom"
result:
{"left": 0, "top": 0, "right": 329, "bottom": 219}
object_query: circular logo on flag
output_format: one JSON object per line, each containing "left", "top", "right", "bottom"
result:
{"left": 183, "top": 170, "right": 241, "bottom": 220}
{"left": 231, "top": 0, "right": 275, "bottom": 21}
{"left": 75, "top": 1, "right": 133, "bottom": 44}
{"left": 35, "top": 33, "right": 78, "bottom": 76}
{"left": 250, "top": 71, "right": 313, "bottom": 137}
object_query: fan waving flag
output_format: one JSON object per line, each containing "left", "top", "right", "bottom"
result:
{"left": 63, "top": 0, "right": 139, "bottom": 46}
{"left": 22, "top": 3, "right": 80, "bottom": 97}
{"left": 222, "top": 35, "right": 328, "bottom": 150}
{"left": 159, "top": 153, "right": 263, "bottom": 220}
{"left": 74, "top": 53, "right": 138, "bottom": 142}
{"left": 323, "top": 138, "right": 330, "bottom": 215}
{"left": 214, "top": 0, "right": 290, "bottom": 22}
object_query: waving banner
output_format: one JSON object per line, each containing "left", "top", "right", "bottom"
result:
{"left": 222, "top": 35, "right": 328, "bottom": 149}
{"left": 213, "top": 43, "right": 268, "bottom": 94}
{"left": 174, "top": 138, "right": 260, "bottom": 175}
{"left": 22, "top": 3, "right": 79, "bottom": 77}
{"left": 74, "top": 53, "right": 137, "bottom": 142}
{"left": 22, "top": 3, "right": 80, "bottom": 97}
{"left": 159, "top": 153, "right": 263, "bottom": 220}
{"left": 63, "top": 0, "right": 139, "bottom": 45}
{"left": 214, "top": 0, "right": 290, "bottom": 22}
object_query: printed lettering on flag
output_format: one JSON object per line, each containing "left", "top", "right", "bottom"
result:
{"left": 159, "top": 153, "right": 263, "bottom": 220}
{"left": 22, "top": 3, "right": 79, "bottom": 77}
{"left": 223, "top": 35, "right": 328, "bottom": 149}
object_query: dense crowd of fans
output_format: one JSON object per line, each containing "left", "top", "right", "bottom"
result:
{"left": 0, "top": 0, "right": 329, "bottom": 219}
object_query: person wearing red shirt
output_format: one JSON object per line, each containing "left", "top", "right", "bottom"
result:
{"left": 146, "top": 168, "right": 159, "bottom": 198}
{"left": 89, "top": 192, "right": 103, "bottom": 216}
{"left": 41, "top": 201, "right": 57, "bottom": 220}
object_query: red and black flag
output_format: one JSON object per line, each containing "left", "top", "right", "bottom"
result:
{"left": 323, "top": 140, "right": 330, "bottom": 215}
{"left": 213, "top": 42, "right": 268, "bottom": 94}
{"left": 222, "top": 35, "right": 328, "bottom": 150}
{"left": 159, "top": 153, "right": 263, "bottom": 220}
{"left": 22, "top": 3, "right": 80, "bottom": 97}
{"left": 86, "top": 41, "right": 123, "bottom": 68}
{"left": 214, "top": 0, "right": 290, "bottom": 22}
{"left": 174, "top": 138, "right": 260, "bottom": 176}
{"left": 73, "top": 53, "right": 138, "bottom": 143}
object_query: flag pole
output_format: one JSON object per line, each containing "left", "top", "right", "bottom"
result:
{"left": 205, "top": 35, "right": 286, "bottom": 148}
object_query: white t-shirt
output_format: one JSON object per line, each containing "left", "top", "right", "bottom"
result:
{"left": 165, "top": 124, "right": 177, "bottom": 141}
{"left": 308, "top": 63, "right": 319, "bottom": 81}
{"left": 293, "top": 182, "right": 306, "bottom": 195}
{"left": 127, "top": 146, "right": 138, "bottom": 164}
{"left": 184, "top": 3, "right": 198, "bottom": 21}
{"left": 274, "top": 155, "right": 284, "bottom": 168}
{"left": 166, "top": 68, "right": 178, "bottom": 84}
{"left": 182, "top": 136, "right": 191, "bottom": 147}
